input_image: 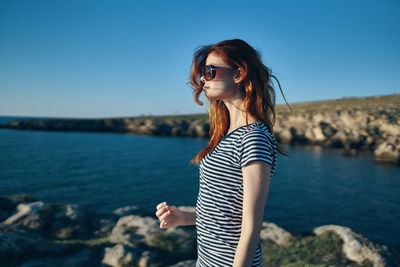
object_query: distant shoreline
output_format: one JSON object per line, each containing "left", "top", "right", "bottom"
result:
{"left": 1, "top": 94, "right": 399, "bottom": 164}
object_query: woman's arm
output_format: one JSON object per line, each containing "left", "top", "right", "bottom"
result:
{"left": 156, "top": 202, "right": 196, "bottom": 227}
{"left": 181, "top": 209, "right": 196, "bottom": 226}
{"left": 233, "top": 161, "right": 271, "bottom": 267}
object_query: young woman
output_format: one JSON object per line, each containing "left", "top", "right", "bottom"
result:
{"left": 155, "top": 39, "right": 290, "bottom": 267}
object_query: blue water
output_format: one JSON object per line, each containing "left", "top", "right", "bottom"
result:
{"left": 0, "top": 116, "right": 399, "bottom": 255}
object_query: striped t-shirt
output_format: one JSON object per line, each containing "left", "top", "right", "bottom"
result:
{"left": 195, "top": 121, "right": 277, "bottom": 267}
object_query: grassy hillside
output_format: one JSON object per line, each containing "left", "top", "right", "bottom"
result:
{"left": 122, "top": 94, "right": 400, "bottom": 121}
{"left": 275, "top": 94, "right": 400, "bottom": 115}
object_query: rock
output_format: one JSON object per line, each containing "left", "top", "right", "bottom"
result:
{"left": 18, "top": 248, "right": 93, "bottom": 267}
{"left": 186, "top": 120, "right": 208, "bottom": 138}
{"left": 137, "top": 124, "right": 157, "bottom": 135}
{"left": 339, "top": 112, "right": 356, "bottom": 129}
{"left": 149, "top": 227, "right": 196, "bottom": 254}
{"left": 101, "top": 244, "right": 140, "bottom": 267}
{"left": 63, "top": 204, "right": 82, "bottom": 221}
{"left": 3, "top": 201, "right": 93, "bottom": 239}
{"left": 259, "top": 222, "right": 293, "bottom": 246}
{"left": 112, "top": 205, "right": 140, "bottom": 217}
{"left": 2, "top": 201, "right": 45, "bottom": 226}
{"left": 0, "top": 224, "right": 69, "bottom": 263}
{"left": 374, "top": 142, "right": 400, "bottom": 164}
{"left": 377, "top": 122, "right": 400, "bottom": 137}
{"left": 138, "top": 250, "right": 157, "bottom": 267}
{"left": 109, "top": 215, "right": 160, "bottom": 247}
{"left": 42, "top": 203, "right": 92, "bottom": 239}
{"left": 329, "top": 130, "right": 348, "bottom": 148}
{"left": 170, "top": 259, "right": 197, "bottom": 267}
{"left": 347, "top": 131, "right": 366, "bottom": 149}
{"left": 278, "top": 129, "right": 292, "bottom": 144}
{"left": 312, "top": 126, "right": 326, "bottom": 142}
{"left": 311, "top": 113, "right": 325, "bottom": 125}
{"left": 94, "top": 218, "right": 116, "bottom": 236}
{"left": 313, "top": 224, "right": 390, "bottom": 267}
{"left": 108, "top": 214, "right": 197, "bottom": 266}
{"left": 171, "top": 126, "right": 185, "bottom": 136}
{"left": 319, "top": 121, "right": 337, "bottom": 138}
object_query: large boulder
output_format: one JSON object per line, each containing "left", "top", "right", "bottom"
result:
{"left": 374, "top": 142, "right": 400, "bottom": 164}
{"left": 2, "top": 201, "right": 46, "bottom": 230}
{"left": 101, "top": 244, "right": 141, "bottom": 267}
{"left": 0, "top": 225, "right": 69, "bottom": 264}
{"left": 2, "top": 201, "right": 94, "bottom": 239}
{"left": 186, "top": 120, "right": 208, "bottom": 138}
{"left": 106, "top": 214, "right": 197, "bottom": 266}
{"left": 108, "top": 215, "right": 160, "bottom": 247}
{"left": 259, "top": 222, "right": 293, "bottom": 246}
{"left": 313, "top": 224, "right": 393, "bottom": 267}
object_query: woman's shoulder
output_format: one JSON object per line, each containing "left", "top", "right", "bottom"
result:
{"left": 239, "top": 122, "right": 276, "bottom": 144}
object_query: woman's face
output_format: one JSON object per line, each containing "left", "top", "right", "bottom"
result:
{"left": 200, "top": 53, "right": 241, "bottom": 101}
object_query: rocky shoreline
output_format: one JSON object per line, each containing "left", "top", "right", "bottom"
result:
{"left": 1, "top": 194, "right": 399, "bottom": 267}
{"left": 1, "top": 94, "right": 399, "bottom": 165}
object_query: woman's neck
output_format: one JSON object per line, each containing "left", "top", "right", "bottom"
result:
{"left": 222, "top": 97, "right": 258, "bottom": 131}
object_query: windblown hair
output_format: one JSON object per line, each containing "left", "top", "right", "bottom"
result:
{"left": 188, "top": 39, "right": 292, "bottom": 165}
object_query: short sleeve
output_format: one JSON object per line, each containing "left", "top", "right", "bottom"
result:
{"left": 239, "top": 129, "right": 275, "bottom": 169}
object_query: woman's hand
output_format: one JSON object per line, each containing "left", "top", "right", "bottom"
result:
{"left": 155, "top": 202, "right": 185, "bottom": 228}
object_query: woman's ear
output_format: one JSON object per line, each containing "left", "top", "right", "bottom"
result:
{"left": 233, "top": 68, "right": 243, "bottom": 84}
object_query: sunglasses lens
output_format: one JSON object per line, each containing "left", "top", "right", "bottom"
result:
{"left": 203, "top": 65, "right": 214, "bottom": 81}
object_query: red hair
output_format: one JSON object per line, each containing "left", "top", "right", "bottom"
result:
{"left": 188, "top": 39, "right": 291, "bottom": 165}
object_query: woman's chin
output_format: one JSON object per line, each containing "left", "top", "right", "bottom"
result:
{"left": 204, "top": 93, "right": 216, "bottom": 101}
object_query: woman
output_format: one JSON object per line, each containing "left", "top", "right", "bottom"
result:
{"left": 155, "top": 39, "right": 291, "bottom": 267}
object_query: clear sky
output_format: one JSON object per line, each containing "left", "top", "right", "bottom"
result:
{"left": 0, "top": 0, "right": 399, "bottom": 118}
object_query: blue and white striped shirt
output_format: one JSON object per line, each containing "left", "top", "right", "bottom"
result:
{"left": 196, "top": 121, "right": 277, "bottom": 267}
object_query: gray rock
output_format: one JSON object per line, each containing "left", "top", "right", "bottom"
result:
{"left": 186, "top": 120, "right": 208, "bottom": 138}
{"left": 313, "top": 224, "right": 390, "bottom": 267}
{"left": 101, "top": 244, "right": 140, "bottom": 267}
{"left": 112, "top": 205, "right": 139, "bottom": 217}
{"left": 2, "top": 201, "right": 45, "bottom": 226}
{"left": 329, "top": 130, "right": 348, "bottom": 147}
{"left": 18, "top": 248, "right": 93, "bottom": 267}
{"left": 94, "top": 218, "right": 115, "bottom": 236}
{"left": 278, "top": 129, "right": 292, "bottom": 144}
{"left": 0, "top": 225, "right": 68, "bottom": 263}
{"left": 259, "top": 222, "right": 293, "bottom": 246}
{"left": 138, "top": 250, "right": 158, "bottom": 267}
{"left": 169, "top": 259, "right": 197, "bottom": 267}
{"left": 109, "top": 215, "right": 160, "bottom": 247}
{"left": 374, "top": 142, "right": 400, "bottom": 164}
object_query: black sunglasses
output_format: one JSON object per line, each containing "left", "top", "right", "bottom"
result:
{"left": 200, "top": 64, "right": 236, "bottom": 81}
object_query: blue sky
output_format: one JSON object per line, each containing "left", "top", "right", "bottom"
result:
{"left": 0, "top": 0, "right": 399, "bottom": 118}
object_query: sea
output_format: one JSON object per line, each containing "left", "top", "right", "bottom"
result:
{"left": 0, "top": 115, "right": 399, "bottom": 255}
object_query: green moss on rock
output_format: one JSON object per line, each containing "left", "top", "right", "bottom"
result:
{"left": 261, "top": 230, "right": 372, "bottom": 266}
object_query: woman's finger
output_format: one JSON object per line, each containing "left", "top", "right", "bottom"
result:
{"left": 160, "top": 220, "right": 167, "bottom": 228}
{"left": 158, "top": 209, "right": 171, "bottom": 222}
{"left": 156, "top": 202, "right": 167, "bottom": 210}
{"left": 155, "top": 205, "right": 168, "bottom": 218}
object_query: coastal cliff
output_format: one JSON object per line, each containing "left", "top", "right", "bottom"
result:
{"left": 1, "top": 94, "right": 399, "bottom": 164}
